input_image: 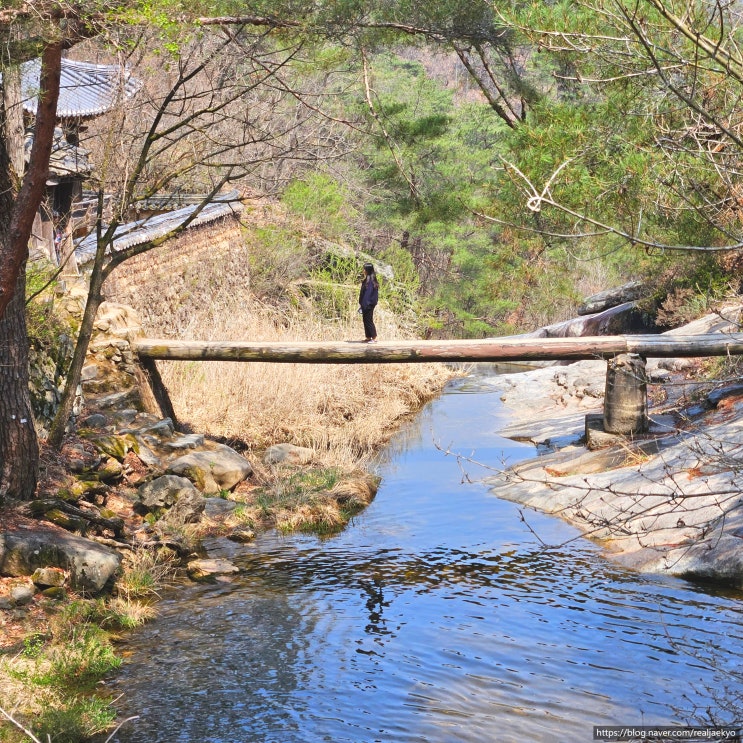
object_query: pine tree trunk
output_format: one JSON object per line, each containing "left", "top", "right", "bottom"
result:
{"left": 0, "top": 264, "right": 39, "bottom": 503}
{"left": 0, "top": 63, "right": 38, "bottom": 503}
{"left": 0, "top": 47, "right": 62, "bottom": 502}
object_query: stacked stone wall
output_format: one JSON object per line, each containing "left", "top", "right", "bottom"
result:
{"left": 102, "top": 214, "right": 250, "bottom": 336}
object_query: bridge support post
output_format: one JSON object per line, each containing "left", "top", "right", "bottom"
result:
{"left": 134, "top": 356, "right": 179, "bottom": 428}
{"left": 603, "top": 353, "right": 648, "bottom": 435}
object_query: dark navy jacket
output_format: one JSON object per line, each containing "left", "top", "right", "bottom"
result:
{"left": 359, "top": 278, "right": 378, "bottom": 310}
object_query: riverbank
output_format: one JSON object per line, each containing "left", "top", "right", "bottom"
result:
{"left": 483, "top": 306, "right": 743, "bottom": 589}
{"left": 0, "top": 298, "right": 458, "bottom": 742}
{"left": 3, "top": 296, "right": 741, "bottom": 739}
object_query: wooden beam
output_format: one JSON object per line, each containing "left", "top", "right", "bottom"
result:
{"left": 132, "top": 334, "right": 743, "bottom": 364}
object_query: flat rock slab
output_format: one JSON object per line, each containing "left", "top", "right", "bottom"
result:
{"left": 187, "top": 558, "right": 240, "bottom": 581}
{"left": 483, "top": 308, "right": 743, "bottom": 588}
{"left": 488, "top": 416, "right": 743, "bottom": 587}
{"left": 498, "top": 410, "right": 591, "bottom": 448}
{"left": 0, "top": 528, "right": 121, "bottom": 593}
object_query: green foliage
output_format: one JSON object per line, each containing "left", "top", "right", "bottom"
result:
{"left": 305, "top": 244, "right": 421, "bottom": 326}
{"left": 9, "top": 625, "right": 120, "bottom": 695}
{"left": 683, "top": 258, "right": 737, "bottom": 299}
{"left": 259, "top": 467, "right": 342, "bottom": 507}
{"left": 358, "top": 53, "right": 473, "bottom": 218}
{"left": 345, "top": 51, "right": 524, "bottom": 334}
{"left": 378, "top": 242, "right": 418, "bottom": 292}
{"left": 40, "top": 627, "right": 122, "bottom": 691}
{"left": 305, "top": 251, "right": 361, "bottom": 319}
{"left": 25, "top": 263, "right": 72, "bottom": 356}
{"left": 25, "top": 264, "right": 75, "bottom": 428}
{"left": 33, "top": 698, "right": 116, "bottom": 743}
{"left": 246, "top": 224, "right": 308, "bottom": 298}
{"left": 21, "top": 634, "right": 47, "bottom": 660}
{"left": 418, "top": 224, "right": 501, "bottom": 336}
{"left": 254, "top": 466, "right": 350, "bottom": 534}
{"left": 282, "top": 173, "right": 355, "bottom": 239}
{"left": 653, "top": 254, "right": 737, "bottom": 328}
{"left": 60, "top": 598, "right": 153, "bottom": 631}
{"left": 502, "top": 0, "right": 743, "bottom": 253}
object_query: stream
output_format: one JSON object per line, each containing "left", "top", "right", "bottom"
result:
{"left": 108, "top": 368, "right": 743, "bottom": 743}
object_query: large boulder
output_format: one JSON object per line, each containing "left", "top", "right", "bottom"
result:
{"left": 137, "top": 474, "right": 202, "bottom": 512}
{"left": 543, "top": 302, "right": 651, "bottom": 337}
{"left": 167, "top": 445, "right": 252, "bottom": 494}
{"left": 0, "top": 529, "right": 120, "bottom": 594}
{"left": 578, "top": 281, "right": 648, "bottom": 316}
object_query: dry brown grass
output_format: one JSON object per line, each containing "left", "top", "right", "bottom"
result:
{"left": 112, "top": 230, "right": 458, "bottom": 533}
{"left": 152, "top": 295, "right": 456, "bottom": 468}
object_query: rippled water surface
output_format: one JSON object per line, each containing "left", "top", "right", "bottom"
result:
{"left": 110, "top": 370, "right": 743, "bottom": 743}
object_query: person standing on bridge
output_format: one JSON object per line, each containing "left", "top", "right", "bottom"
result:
{"left": 359, "top": 263, "right": 379, "bottom": 343}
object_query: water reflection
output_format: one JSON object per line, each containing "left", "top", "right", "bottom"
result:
{"left": 108, "top": 368, "right": 743, "bottom": 743}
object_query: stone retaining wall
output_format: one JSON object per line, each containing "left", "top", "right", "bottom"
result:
{"left": 102, "top": 214, "right": 249, "bottom": 334}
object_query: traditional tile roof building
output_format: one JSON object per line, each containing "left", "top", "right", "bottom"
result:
{"left": 16, "top": 57, "right": 240, "bottom": 273}
{"left": 19, "top": 58, "right": 142, "bottom": 121}
{"left": 7, "top": 57, "right": 142, "bottom": 267}
{"left": 74, "top": 192, "right": 243, "bottom": 265}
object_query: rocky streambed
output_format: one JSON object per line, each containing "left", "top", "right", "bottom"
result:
{"left": 485, "top": 306, "right": 743, "bottom": 588}
{"left": 1, "top": 301, "right": 377, "bottom": 611}
{"left": 3, "top": 300, "right": 743, "bottom": 609}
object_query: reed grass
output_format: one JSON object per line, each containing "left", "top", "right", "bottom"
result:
{"left": 109, "top": 228, "right": 457, "bottom": 532}
{"left": 153, "top": 295, "right": 456, "bottom": 468}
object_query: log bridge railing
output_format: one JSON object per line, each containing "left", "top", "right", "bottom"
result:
{"left": 132, "top": 334, "right": 743, "bottom": 437}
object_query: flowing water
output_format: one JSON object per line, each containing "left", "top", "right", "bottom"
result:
{"left": 109, "top": 369, "right": 743, "bottom": 743}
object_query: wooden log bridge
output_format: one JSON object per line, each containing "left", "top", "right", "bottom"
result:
{"left": 133, "top": 333, "right": 743, "bottom": 438}
{"left": 132, "top": 333, "right": 743, "bottom": 364}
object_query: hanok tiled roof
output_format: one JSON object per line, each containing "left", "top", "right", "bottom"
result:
{"left": 26, "top": 128, "right": 92, "bottom": 180}
{"left": 74, "top": 192, "right": 243, "bottom": 264}
{"left": 19, "top": 57, "right": 142, "bottom": 119}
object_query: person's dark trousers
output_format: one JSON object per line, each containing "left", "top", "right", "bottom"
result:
{"left": 362, "top": 308, "right": 377, "bottom": 339}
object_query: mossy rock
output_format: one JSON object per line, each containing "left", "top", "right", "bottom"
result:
{"left": 81, "top": 432, "right": 139, "bottom": 461}
{"left": 32, "top": 566, "right": 66, "bottom": 587}
{"left": 81, "top": 371, "right": 137, "bottom": 394}
{"left": 41, "top": 586, "right": 68, "bottom": 600}
{"left": 58, "top": 479, "right": 108, "bottom": 501}
{"left": 182, "top": 465, "right": 211, "bottom": 493}
{"left": 227, "top": 527, "right": 255, "bottom": 543}
{"left": 44, "top": 508, "right": 88, "bottom": 534}
{"left": 56, "top": 485, "right": 85, "bottom": 503}
{"left": 96, "top": 458, "right": 124, "bottom": 483}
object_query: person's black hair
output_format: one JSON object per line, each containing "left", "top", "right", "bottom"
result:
{"left": 362, "top": 263, "right": 378, "bottom": 287}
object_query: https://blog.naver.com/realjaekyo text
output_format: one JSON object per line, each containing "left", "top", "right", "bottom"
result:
{"left": 593, "top": 727, "right": 741, "bottom": 741}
